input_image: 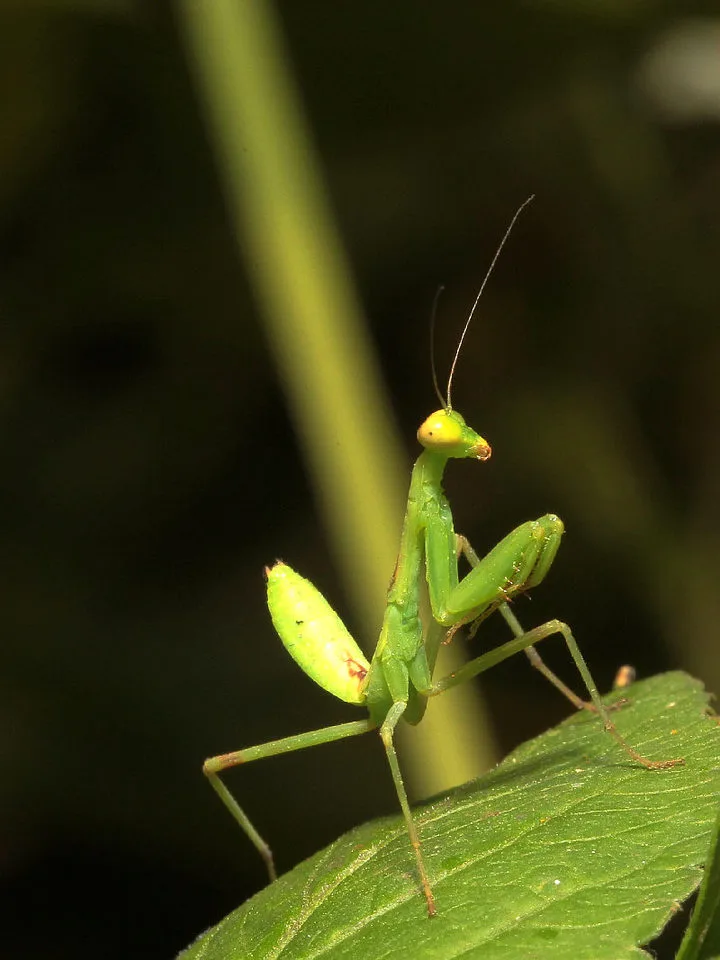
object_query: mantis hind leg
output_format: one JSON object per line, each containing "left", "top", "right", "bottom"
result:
{"left": 426, "top": 609, "right": 684, "bottom": 769}
{"left": 493, "top": 608, "right": 684, "bottom": 769}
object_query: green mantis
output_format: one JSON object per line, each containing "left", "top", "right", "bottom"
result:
{"left": 203, "top": 200, "right": 683, "bottom": 917}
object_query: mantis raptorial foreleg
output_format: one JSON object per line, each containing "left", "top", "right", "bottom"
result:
{"left": 455, "top": 532, "right": 608, "bottom": 714}
{"left": 418, "top": 515, "right": 680, "bottom": 770}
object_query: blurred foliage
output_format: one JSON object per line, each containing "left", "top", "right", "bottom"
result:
{"left": 1, "top": 2, "right": 719, "bottom": 958}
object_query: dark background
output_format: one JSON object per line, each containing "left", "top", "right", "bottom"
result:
{"left": 2, "top": 3, "right": 719, "bottom": 957}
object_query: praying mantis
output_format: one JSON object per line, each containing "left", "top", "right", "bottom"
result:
{"left": 203, "top": 199, "right": 683, "bottom": 917}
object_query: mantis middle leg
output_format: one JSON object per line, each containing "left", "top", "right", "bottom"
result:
{"left": 379, "top": 700, "right": 436, "bottom": 916}
{"left": 424, "top": 613, "right": 683, "bottom": 769}
{"left": 456, "top": 533, "right": 598, "bottom": 713}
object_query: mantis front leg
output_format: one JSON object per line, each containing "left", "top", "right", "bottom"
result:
{"left": 422, "top": 515, "right": 684, "bottom": 770}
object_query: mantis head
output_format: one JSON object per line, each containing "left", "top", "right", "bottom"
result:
{"left": 417, "top": 409, "right": 491, "bottom": 461}
{"left": 422, "top": 198, "right": 532, "bottom": 465}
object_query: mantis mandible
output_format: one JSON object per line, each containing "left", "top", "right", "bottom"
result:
{"left": 203, "top": 198, "right": 683, "bottom": 917}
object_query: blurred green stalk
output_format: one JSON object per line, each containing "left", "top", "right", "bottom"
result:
{"left": 177, "top": 0, "right": 495, "bottom": 796}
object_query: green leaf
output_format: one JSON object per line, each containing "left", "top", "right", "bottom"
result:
{"left": 181, "top": 672, "right": 720, "bottom": 960}
{"left": 677, "top": 789, "right": 720, "bottom": 959}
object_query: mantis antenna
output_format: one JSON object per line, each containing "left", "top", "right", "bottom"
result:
{"left": 445, "top": 195, "right": 535, "bottom": 411}
{"left": 429, "top": 285, "right": 446, "bottom": 410}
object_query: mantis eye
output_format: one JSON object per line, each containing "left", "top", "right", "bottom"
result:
{"left": 417, "top": 410, "right": 463, "bottom": 448}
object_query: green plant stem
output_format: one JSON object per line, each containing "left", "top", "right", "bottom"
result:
{"left": 177, "top": 0, "right": 495, "bottom": 795}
